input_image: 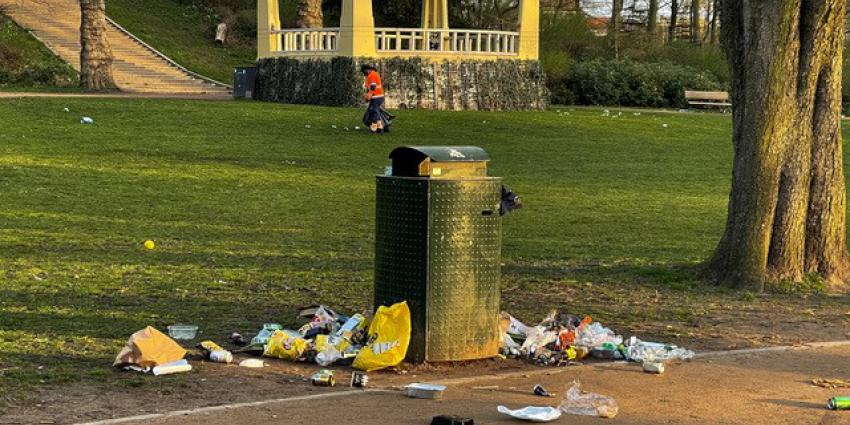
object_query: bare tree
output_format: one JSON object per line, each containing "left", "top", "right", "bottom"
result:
{"left": 80, "top": 0, "right": 116, "bottom": 90}
{"left": 707, "top": 0, "right": 718, "bottom": 44}
{"left": 706, "top": 0, "right": 850, "bottom": 290}
{"left": 609, "top": 0, "right": 623, "bottom": 56}
{"left": 647, "top": 0, "right": 658, "bottom": 34}
{"left": 689, "top": 0, "right": 700, "bottom": 44}
{"left": 667, "top": 0, "right": 678, "bottom": 42}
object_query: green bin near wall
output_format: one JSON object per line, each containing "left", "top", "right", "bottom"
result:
{"left": 374, "top": 146, "right": 502, "bottom": 363}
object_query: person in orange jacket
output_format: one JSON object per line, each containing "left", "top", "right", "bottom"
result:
{"left": 361, "top": 64, "right": 386, "bottom": 133}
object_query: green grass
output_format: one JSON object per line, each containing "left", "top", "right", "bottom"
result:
{"left": 106, "top": 0, "right": 256, "bottom": 84}
{"left": 0, "top": 14, "right": 78, "bottom": 88}
{"left": 2, "top": 99, "right": 850, "bottom": 403}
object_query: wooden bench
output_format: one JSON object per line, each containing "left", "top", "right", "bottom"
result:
{"left": 685, "top": 90, "right": 731, "bottom": 112}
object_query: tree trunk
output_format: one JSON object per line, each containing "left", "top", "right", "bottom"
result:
{"left": 609, "top": 0, "right": 622, "bottom": 57}
{"left": 708, "top": 0, "right": 718, "bottom": 45}
{"left": 689, "top": 0, "right": 701, "bottom": 44}
{"left": 647, "top": 0, "right": 658, "bottom": 34}
{"left": 668, "top": 0, "right": 679, "bottom": 42}
{"left": 706, "top": 0, "right": 850, "bottom": 291}
{"left": 297, "top": 0, "right": 324, "bottom": 28}
{"left": 79, "top": 0, "right": 116, "bottom": 91}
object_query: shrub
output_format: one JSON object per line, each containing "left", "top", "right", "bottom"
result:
{"left": 553, "top": 59, "right": 722, "bottom": 108}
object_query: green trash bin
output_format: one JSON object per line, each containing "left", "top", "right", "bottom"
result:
{"left": 374, "top": 146, "right": 502, "bottom": 363}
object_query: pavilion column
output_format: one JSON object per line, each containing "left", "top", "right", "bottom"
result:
{"left": 517, "top": 0, "right": 539, "bottom": 60}
{"left": 257, "top": 0, "right": 281, "bottom": 58}
{"left": 339, "top": 0, "right": 377, "bottom": 57}
{"left": 421, "top": 0, "right": 449, "bottom": 29}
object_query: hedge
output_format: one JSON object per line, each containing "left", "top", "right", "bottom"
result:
{"left": 254, "top": 56, "right": 549, "bottom": 111}
{"left": 548, "top": 59, "right": 723, "bottom": 108}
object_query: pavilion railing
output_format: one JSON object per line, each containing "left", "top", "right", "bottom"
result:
{"left": 273, "top": 28, "right": 340, "bottom": 54}
{"left": 374, "top": 28, "right": 520, "bottom": 56}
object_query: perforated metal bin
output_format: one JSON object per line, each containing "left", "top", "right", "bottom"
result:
{"left": 374, "top": 146, "right": 502, "bottom": 363}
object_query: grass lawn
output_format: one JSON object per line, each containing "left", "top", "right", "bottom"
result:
{"left": 2, "top": 99, "right": 850, "bottom": 405}
{"left": 107, "top": 0, "right": 255, "bottom": 84}
{"left": 0, "top": 14, "right": 78, "bottom": 88}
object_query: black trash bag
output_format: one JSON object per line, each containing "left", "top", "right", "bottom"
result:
{"left": 500, "top": 185, "right": 522, "bottom": 216}
{"left": 362, "top": 107, "right": 395, "bottom": 132}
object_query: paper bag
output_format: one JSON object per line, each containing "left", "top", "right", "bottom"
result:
{"left": 113, "top": 326, "right": 187, "bottom": 369}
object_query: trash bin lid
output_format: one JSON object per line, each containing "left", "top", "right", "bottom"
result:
{"left": 388, "top": 146, "right": 490, "bottom": 178}
{"left": 389, "top": 146, "right": 489, "bottom": 163}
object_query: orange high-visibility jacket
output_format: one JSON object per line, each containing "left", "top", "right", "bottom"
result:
{"left": 365, "top": 70, "right": 384, "bottom": 98}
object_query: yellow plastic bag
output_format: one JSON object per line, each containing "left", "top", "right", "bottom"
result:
{"left": 263, "top": 330, "right": 308, "bottom": 361}
{"left": 353, "top": 301, "right": 411, "bottom": 371}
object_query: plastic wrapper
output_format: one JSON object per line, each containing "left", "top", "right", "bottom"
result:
{"left": 520, "top": 326, "right": 558, "bottom": 354}
{"left": 353, "top": 301, "right": 411, "bottom": 371}
{"left": 263, "top": 330, "right": 308, "bottom": 360}
{"left": 627, "top": 339, "right": 694, "bottom": 363}
{"left": 575, "top": 322, "right": 622, "bottom": 349}
{"left": 316, "top": 345, "right": 342, "bottom": 366}
{"left": 500, "top": 312, "right": 531, "bottom": 337}
{"left": 558, "top": 381, "right": 618, "bottom": 418}
{"left": 497, "top": 405, "right": 562, "bottom": 422}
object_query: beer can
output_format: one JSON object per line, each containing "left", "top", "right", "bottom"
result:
{"left": 350, "top": 371, "right": 369, "bottom": 388}
{"left": 827, "top": 397, "right": 850, "bottom": 410}
{"left": 311, "top": 369, "right": 336, "bottom": 387}
{"left": 210, "top": 350, "right": 233, "bottom": 364}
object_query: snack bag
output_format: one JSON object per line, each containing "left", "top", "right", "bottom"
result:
{"left": 353, "top": 301, "right": 411, "bottom": 371}
{"left": 263, "top": 330, "right": 308, "bottom": 361}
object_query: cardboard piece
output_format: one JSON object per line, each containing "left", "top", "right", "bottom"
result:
{"left": 113, "top": 326, "right": 187, "bottom": 369}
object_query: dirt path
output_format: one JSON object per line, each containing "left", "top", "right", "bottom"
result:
{"left": 9, "top": 344, "right": 843, "bottom": 425}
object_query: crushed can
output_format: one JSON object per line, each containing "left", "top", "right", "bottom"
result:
{"left": 311, "top": 369, "right": 336, "bottom": 387}
{"left": 350, "top": 371, "right": 369, "bottom": 388}
{"left": 828, "top": 397, "right": 850, "bottom": 410}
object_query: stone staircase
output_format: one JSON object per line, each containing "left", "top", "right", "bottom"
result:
{"left": 0, "top": 0, "right": 232, "bottom": 96}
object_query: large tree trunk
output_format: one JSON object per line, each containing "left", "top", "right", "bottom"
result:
{"left": 668, "top": 0, "right": 679, "bottom": 42}
{"left": 647, "top": 0, "right": 658, "bottom": 34}
{"left": 296, "top": 0, "right": 324, "bottom": 28}
{"left": 79, "top": 0, "right": 116, "bottom": 90}
{"left": 689, "top": 0, "right": 701, "bottom": 44}
{"left": 706, "top": 0, "right": 850, "bottom": 291}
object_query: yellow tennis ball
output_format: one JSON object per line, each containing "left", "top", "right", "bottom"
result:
{"left": 143, "top": 240, "right": 155, "bottom": 250}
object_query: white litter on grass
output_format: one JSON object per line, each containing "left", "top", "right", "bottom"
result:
{"left": 80, "top": 117, "right": 94, "bottom": 124}
{"left": 305, "top": 124, "right": 312, "bottom": 129}
{"left": 354, "top": 126, "right": 361, "bottom": 130}
{"left": 662, "top": 123, "right": 669, "bottom": 128}
{"left": 331, "top": 125, "right": 337, "bottom": 129}
{"left": 239, "top": 359, "right": 266, "bottom": 368}
{"left": 63, "top": 107, "right": 70, "bottom": 112}
{"left": 497, "top": 406, "right": 562, "bottom": 422}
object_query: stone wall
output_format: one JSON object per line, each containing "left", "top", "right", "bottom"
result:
{"left": 253, "top": 56, "right": 549, "bottom": 111}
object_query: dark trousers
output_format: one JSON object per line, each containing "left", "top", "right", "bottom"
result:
{"left": 366, "top": 97, "right": 384, "bottom": 124}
